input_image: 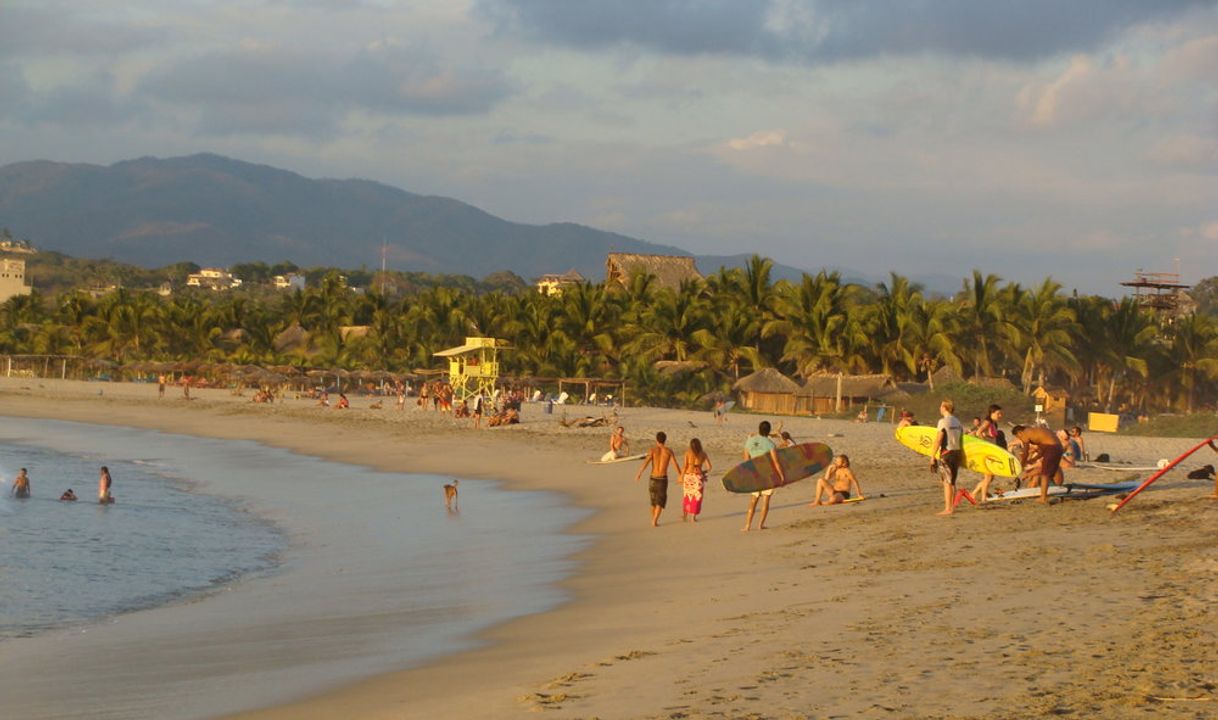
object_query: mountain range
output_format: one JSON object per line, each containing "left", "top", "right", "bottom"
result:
{"left": 0, "top": 154, "right": 817, "bottom": 281}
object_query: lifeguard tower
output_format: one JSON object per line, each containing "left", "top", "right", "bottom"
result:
{"left": 433, "top": 337, "right": 508, "bottom": 402}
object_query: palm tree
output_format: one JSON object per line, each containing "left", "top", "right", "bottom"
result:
{"left": 871, "top": 273, "right": 925, "bottom": 379}
{"left": 957, "top": 270, "right": 1005, "bottom": 378}
{"left": 1164, "top": 313, "right": 1218, "bottom": 413}
{"left": 1006, "top": 278, "right": 1080, "bottom": 393}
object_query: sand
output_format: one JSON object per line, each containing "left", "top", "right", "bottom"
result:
{"left": 1, "top": 376, "right": 1215, "bottom": 718}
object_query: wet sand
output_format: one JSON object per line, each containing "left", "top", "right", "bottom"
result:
{"left": 1, "top": 377, "right": 1215, "bottom": 718}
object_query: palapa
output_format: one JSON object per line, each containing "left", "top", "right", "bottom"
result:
{"left": 605, "top": 253, "right": 702, "bottom": 291}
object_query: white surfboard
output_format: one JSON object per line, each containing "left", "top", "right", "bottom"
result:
{"left": 585, "top": 453, "right": 646, "bottom": 465}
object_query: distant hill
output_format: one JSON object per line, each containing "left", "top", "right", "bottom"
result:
{"left": 0, "top": 154, "right": 812, "bottom": 282}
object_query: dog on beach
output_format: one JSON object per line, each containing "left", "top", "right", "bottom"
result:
{"left": 443, "top": 479, "right": 459, "bottom": 511}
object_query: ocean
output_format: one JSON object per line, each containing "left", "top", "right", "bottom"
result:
{"left": 0, "top": 417, "right": 590, "bottom": 719}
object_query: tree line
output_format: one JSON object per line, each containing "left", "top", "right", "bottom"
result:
{"left": 2, "top": 256, "right": 1215, "bottom": 413}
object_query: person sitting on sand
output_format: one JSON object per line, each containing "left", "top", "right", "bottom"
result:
{"left": 811, "top": 454, "right": 864, "bottom": 506}
{"left": 60, "top": 488, "right": 77, "bottom": 501}
{"left": 601, "top": 426, "right": 630, "bottom": 462}
{"left": 1011, "top": 425, "right": 1064, "bottom": 505}
{"left": 635, "top": 432, "right": 681, "bottom": 528}
{"left": 742, "top": 420, "right": 786, "bottom": 532}
{"left": 856, "top": 408, "right": 868, "bottom": 423}
{"left": 336, "top": 393, "right": 350, "bottom": 410}
{"left": 1067, "top": 426, "right": 1086, "bottom": 463}
{"left": 11, "top": 468, "right": 30, "bottom": 498}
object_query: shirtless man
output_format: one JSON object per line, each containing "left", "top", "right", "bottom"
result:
{"left": 742, "top": 420, "right": 786, "bottom": 531}
{"left": 601, "top": 426, "right": 630, "bottom": 462}
{"left": 811, "top": 454, "right": 864, "bottom": 505}
{"left": 1011, "top": 425, "right": 1064, "bottom": 504}
{"left": 11, "top": 468, "right": 30, "bottom": 498}
{"left": 635, "top": 431, "right": 680, "bottom": 527}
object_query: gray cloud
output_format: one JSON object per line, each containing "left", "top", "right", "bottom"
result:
{"left": 0, "top": 4, "right": 171, "bottom": 59}
{"left": 478, "top": 0, "right": 1216, "bottom": 63}
{"left": 138, "top": 44, "right": 513, "bottom": 137}
{"left": 0, "top": 65, "right": 144, "bottom": 129}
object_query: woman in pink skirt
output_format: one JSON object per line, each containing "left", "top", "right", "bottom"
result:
{"left": 681, "top": 438, "right": 712, "bottom": 522}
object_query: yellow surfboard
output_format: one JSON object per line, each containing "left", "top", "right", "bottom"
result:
{"left": 895, "top": 425, "right": 1023, "bottom": 478}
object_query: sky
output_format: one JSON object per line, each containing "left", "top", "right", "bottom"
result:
{"left": 1, "top": 0, "right": 1216, "bottom": 295}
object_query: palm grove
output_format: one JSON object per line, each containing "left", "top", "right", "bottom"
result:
{"left": 3, "top": 256, "right": 1216, "bottom": 414}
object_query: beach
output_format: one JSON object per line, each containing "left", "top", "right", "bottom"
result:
{"left": 1, "top": 377, "right": 1215, "bottom": 718}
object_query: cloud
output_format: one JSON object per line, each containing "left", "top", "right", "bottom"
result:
{"left": 477, "top": 0, "right": 1215, "bottom": 63}
{"left": 0, "top": 4, "right": 171, "bottom": 60}
{"left": 138, "top": 43, "right": 512, "bottom": 137}
{"left": 726, "top": 130, "right": 788, "bottom": 151}
{"left": 1148, "top": 134, "right": 1218, "bottom": 172}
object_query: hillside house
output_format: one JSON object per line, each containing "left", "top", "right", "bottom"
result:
{"left": 186, "top": 268, "right": 242, "bottom": 291}
{"left": 273, "top": 273, "right": 306, "bottom": 291}
{"left": 0, "top": 258, "right": 32, "bottom": 304}
{"left": 605, "top": 253, "right": 702, "bottom": 291}
{"left": 535, "top": 270, "right": 585, "bottom": 296}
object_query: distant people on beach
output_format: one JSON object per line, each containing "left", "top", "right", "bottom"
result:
{"left": 932, "top": 400, "right": 964, "bottom": 516}
{"left": 680, "top": 438, "right": 712, "bottom": 522}
{"left": 635, "top": 431, "right": 680, "bottom": 528}
{"left": 742, "top": 420, "right": 785, "bottom": 532}
{"left": 336, "top": 393, "right": 350, "bottom": 409}
{"left": 811, "top": 454, "right": 864, "bottom": 506}
{"left": 443, "top": 479, "right": 459, "bottom": 512}
{"left": 897, "top": 410, "right": 916, "bottom": 428}
{"left": 11, "top": 468, "right": 31, "bottom": 498}
{"left": 1012, "top": 424, "right": 1063, "bottom": 505}
{"left": 713, "top": 399, "right": 728, "bottom": 425}
{"left": 317, "top": 391, "right": 330, "bottom": 407}
{"left": 602, "top": 426, "right": 630, "bottom": 462}
{"left": 157, "top": 374, "right": 166, "bottom": 398}
{"left": 182, "top": 376, "right": 192, "bottom": 400}
{"left": 98, "top": 466, "right": 114, "bottom": 504}
{"left": 60, "top": 488, "right": 77, "bottom": 501}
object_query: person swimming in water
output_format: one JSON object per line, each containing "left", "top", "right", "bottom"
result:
{"left": 11, "top": 468, "right": 31, "bottom": 498}
{"left": 98, "top": 466, "right": 114, "bottom": 504}
{"left": 60, "top": 488, "right": 77, "bottom": 501}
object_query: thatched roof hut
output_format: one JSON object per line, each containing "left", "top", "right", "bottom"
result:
{"left": 797, "top": 373, "right": 898, "bottom": 414}
{"left": 605, "top": 253, "right": 702, "bottom": 291}
{"left": 733, "top": 368, "right": 800, "bottom": 415}
{"left": 273, "top": 323, "right": 311, "bottom": 354}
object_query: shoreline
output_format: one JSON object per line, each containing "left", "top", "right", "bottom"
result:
{"left": 2, "top": 378, "right": 1216, "bottom": 718}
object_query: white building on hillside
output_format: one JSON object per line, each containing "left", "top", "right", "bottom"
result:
{"left": 273, "top": 273, "right": 306, "bottom": 291}
{"left": 186, "top": 268, "right": 242, "bottom": 291}
{"left": 0, "top": 258, "right": 33, "bottom": 303}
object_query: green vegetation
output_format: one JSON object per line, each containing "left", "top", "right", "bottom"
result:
{"left": 2, "top": 253, "right": 1217, "bottom": 415}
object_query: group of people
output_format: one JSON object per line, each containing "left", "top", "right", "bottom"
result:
{"left": 8, "top": 466, "right": 114, "bottom": 504}
{"left": 627, "top": 419, "right": 864, "bottom": 529}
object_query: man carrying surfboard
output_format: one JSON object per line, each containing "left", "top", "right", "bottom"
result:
{"left": 1011, "top": 424, "right": 1064, "bottom": 505}
{"left": 742, "top": 421, "right": 786, "bottom": 531}
{"left": 932, "top": 400, "right": 964, "bottom": 516}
